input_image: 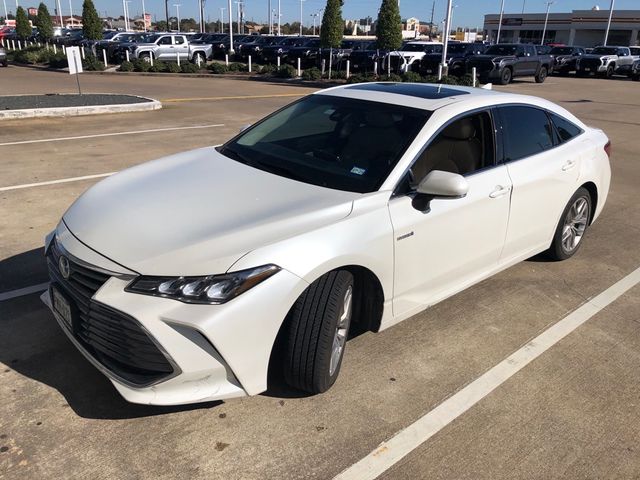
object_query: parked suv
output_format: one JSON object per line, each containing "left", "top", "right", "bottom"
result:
{"left": 133, "top": 33, "right": 211, "bottom": 63}
{"left": 419, "top": 42, "right": 485, "bottom": 77}
{"left": 576, "top": 46, "right": 635, "bottom": 78}
{"left": 550, "top": 46, "right": 585, "bottom": 75}
{"left": 466, "top": 43, "right": 553, "bottom": 85}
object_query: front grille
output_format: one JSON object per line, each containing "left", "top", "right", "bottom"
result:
{"left": 47, "top": 239, "right": 174, "bottom": 386}
{"left": 467, "top": 59, "right": 494, "bottom": 72}
{"left": 580, "top": 58, "right": 602, "bottom": 69}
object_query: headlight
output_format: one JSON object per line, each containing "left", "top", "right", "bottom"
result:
{"left": 126, "top": 264, "right": 280, "bottom": 304}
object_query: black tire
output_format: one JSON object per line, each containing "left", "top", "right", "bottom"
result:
{"left": 535, "top": 66, "right": 548, "bottom": 83}
{"left": 499, "top": 67, "right": 512, "bottom": 85}
{"left": 1, "top": 60, "right": 7, "bottom": 67}
{"left": 139, "top": 52, "right": 152, "bottom": 63}
{"left": 605, "top": 65, "right": 614, "bottom": 78}
{"left": 283, "top": 270, "right": 354, "bottom": 394}
{"left": 192, "top": 51, "right": 206, "bottom": 65}
{"left": 547, "top": 187, "right": 592, "bottom": 261}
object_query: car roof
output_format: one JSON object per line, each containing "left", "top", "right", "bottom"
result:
{"left": 314, "top": 82, "right": 580, "bottom": 122}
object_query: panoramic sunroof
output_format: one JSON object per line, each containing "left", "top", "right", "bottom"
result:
{"left": 344, "top": 82, "right": 469, "bottom": 99}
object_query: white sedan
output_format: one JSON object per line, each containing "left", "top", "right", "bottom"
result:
{"left": 43, "top": 83, "right": 611, "bottom": 405}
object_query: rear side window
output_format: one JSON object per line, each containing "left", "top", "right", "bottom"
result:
{"left": 499, "top": 106, "right": 555, "bottom": 161}
{"left": 549, "top": 112, "right": 583, "bottom": 143}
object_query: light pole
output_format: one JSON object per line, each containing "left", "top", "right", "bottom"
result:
{"left": 311, "top": 12, "right": 319, "bottom": 35}
{"left": 440, "top": 0, "right": 453, "bottom": 76}
{"left": 277, "top": 0, "right": 281, "bottom": 35}
{"left": 268, "top": 0, "right": 271, "bottom": 34}
{"left": 521, "top": 0, "right": 525, "bottom": 14}
{"left": 56, "top": 0, "right": 63, "bottom": 29}
{"left": 234, "top": 1, "right": 243, "bottom": 34}
{"left": 496, "top": 0, "right": 505, "bottom": 44}
{"left": 125, "top": 1, "right": 132, "bottom": 30}
{"left": 540, "top": 1, "right": 554, "bottom": 46}
{"left": 198, "top": 0, "right": 203, "bottom": 33}
{"left": 142, "top": 0, "right": 147, "bottom": 31}
{"left": 299, "top": 0, "right": 305, "bottom": 36}
{"left": 173, "top": 3, "right": 181, "bottom": 31}
{"left": 227, "top": 0, "right": 233, "bottom": 53}
{"left": 604, "top": 0, "right": 615, "bottom": 46}
{"left": 219, "top": 7, "right": 225, "bottom": 32}
{"left": 122, "top": 0, "right": 128, "bottom": 30}
{"left": 68, "top": 0, "right": 73, "bottom": 27}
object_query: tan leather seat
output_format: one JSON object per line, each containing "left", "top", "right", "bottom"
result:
{"left": 412, "top": 117, "right": 482, "bottom": 183}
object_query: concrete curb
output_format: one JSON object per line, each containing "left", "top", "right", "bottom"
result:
{"left": 0, "top": 95, "right": 162, "bottom": 120}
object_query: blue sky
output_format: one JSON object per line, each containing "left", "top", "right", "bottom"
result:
{"left": 13, "top": 0, "right": 640, "bottom": 29}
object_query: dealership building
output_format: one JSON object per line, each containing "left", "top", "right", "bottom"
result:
{"left": 484, "top": 9, "right": 640, "bottom": 46}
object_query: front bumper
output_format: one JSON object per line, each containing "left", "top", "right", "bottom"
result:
{"left": 43, "top": 231, "right": 308, "bottom": 405}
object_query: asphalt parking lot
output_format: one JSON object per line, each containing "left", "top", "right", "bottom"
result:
{"left": 1, "top": 68, "right": 640, "bottom": 479}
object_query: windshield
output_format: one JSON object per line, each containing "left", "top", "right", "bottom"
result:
{"left": 219, "top": 95, "right": 430, "bottom": 193}
{"left": 592, "top": 47, "right": 618, "bottom": 55}
{"left": 103, "top": 31, "right": 117, "bottom": 40}
{"left": 447, "top": 44, "right": 469, "bottom": 54}
{"left": 485, "top": 45, "right": 517, "bottom": 55}
{"left": 551, "top": 47, "right": 574, "bottom": 55}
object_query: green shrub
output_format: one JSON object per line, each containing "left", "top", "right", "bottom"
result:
{"left": 228, "top": 62, "right": 247, "bottom": 72}
{"left": 165, "top": 62, "right": 181, "bottom": 73}
{"left": 346, "top": 73, "right": 378, "bottom": 84}
{"left": 258, "top": 63, "right": 276, "bottom": 75}
{"left": 12, "top": 46, "right": 51, "bottom": 64}
{"left": 181, "top": 62, "right": 200, "bottom": 73}
{"left": 331, "top": 70, "right": 347, "bottom": 80}
{"left": 401, "top": 71, "right": 423, "bottom": 83}
{"left": 48, "top": 52, "right": 68, "bottom": 68}
{"left": 387, "top": 73, "right": 403, "bottom": 82}
{"left": 133, "top": 59, "right": 151, "bottom": 72}
{"left": 275, "top": 64, "right": 297, "bottom": 78}
{"left": 148, "top": 60, "right": 166, "bottom": 72}
{"left": 82, "top": 55, "right": 105, "bottom": 71}
{"left": 302, "top": 67, "right": 322, "bottom": 80}
{"left": 118, "top": 60, "right": 134, "bottom": 72}
{"left": 208, "top": 62, "right": 229, "bottom": 74}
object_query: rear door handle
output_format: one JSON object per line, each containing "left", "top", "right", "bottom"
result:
{"left": 562, "top": 160, "right": 576, "bottom": 171}
{"left": 489, "top": 185, "right": 511, "bottom": 198}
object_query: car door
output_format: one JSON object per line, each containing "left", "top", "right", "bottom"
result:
{"left": 156, "top": 35, "right": 173, "bottom": 59}
{"left": 388, "top": 110, "right": 512, "bottom": 317}
{"left": 174, "top": 35, "right": 189, "bottom": 60}
{"left": 497, "top": 105, "right": 585, "bottom": 263}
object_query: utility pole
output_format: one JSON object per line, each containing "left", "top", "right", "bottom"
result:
{"left": 496, "top": 0, "right": 505, "bottom": 44}
{"left": 603, "top": 0, "right": 615, "bottom": 46}
{"left": 541, "top": 1, "right": 553, "bottom": 45}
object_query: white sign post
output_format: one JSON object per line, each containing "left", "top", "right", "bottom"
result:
{"left": 66, "top": 46, "right": 84, "bottom": 95}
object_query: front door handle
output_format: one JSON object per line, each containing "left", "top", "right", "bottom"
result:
{"left": 562, "top": 160, "right": 576, "bottom": 171}
{"left": 489, "top": 185, "right": 511, "bottom": 198}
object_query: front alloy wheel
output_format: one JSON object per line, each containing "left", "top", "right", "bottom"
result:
{"left": 548, "top": 187, "right": 592, "bottom": 260}
{"left": 283, "top": 270, "right": 354, "bottom": 394}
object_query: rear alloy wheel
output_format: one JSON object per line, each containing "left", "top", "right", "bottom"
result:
{"left": 283, "top": 270, "right": 354, "bottom": 394}
{"left": 535, "top": 66, "right": 548, "bottom": 83}
{"left": 140, "top": 52, "right": 152, "bottom": 64}
{"left": 499, "top": 68, "right": 512, "bottom": 85}
{"left": 192, "top": 52, "right": 206, "bottom": 65}
{"left": 548, "top": 187, "right": 592, "bottom": 260}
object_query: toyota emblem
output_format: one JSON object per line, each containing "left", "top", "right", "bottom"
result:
{"left": 58, "top": 256, "right": 71, "bottom": 280}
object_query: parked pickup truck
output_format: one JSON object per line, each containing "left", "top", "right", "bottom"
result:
{"left": 466, "top": 43, "right": 553, "bottom": 85}
{"left": 418, "top": 42, "right": 485, "bottom": 77}
{"left": 386, "top": 41, "right": 443, "bottom": 74}
{"left": 133, "top": 33, "right": 212, "bottom": 63}
{"left": 575, "top": 46, "right": 635, "bottom": 78}
{"left": 550, "top": 46, "right": 586, "bottom": 75}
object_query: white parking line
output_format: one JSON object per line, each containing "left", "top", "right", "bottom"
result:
{"left": 0, "top": 172, "right": 116, "bottom": 192}
{"left": 0, "top": 124, "right": 225, "bottom": 147}
{"left": 335, "top": 266, "right": 640, "bottom": 480}
{"left": 0, "top": 282, "right": 50, "bottom": 302}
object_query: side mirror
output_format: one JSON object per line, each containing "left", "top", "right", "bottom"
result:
{"left": 417, "top": 170, "right": 469, "bottom": 198}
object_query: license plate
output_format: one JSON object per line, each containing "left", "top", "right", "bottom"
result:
{"left": 584, "top": 68, "right": 591, "bottom": 72}
{"left": 52, "top": 286, "right": 73, "bottom": 330}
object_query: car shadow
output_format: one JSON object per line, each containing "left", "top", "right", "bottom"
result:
{"left": 0, "top": 248, "right": 221, "bottom": 419}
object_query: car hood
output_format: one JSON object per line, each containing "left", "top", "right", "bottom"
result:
{"left": 470, "top": 54, "right": 513, "bottom": 62}
{"left": 62, "top": 147, "right": 359, "bottom": 276}
{"left": 582, "top": 54, "right": 616, "bottom": 60}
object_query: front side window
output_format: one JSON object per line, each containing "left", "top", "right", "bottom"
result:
{"left": 410, "top": 111, "right": 495, "bottom": 185}
{"left": 219, "top": 95, "right": 430, "bottom": 193}
{"left": 499, "top": 106, "right": 554, "bottom": 161}
{"left": 486, "top": 45, "right": 517, "bottom": 56}
{"left": 549, "top": 112, "right": 583, "bottom": 143}
{"left": 157, "top": 36, "right": 172, "bottom": 45}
